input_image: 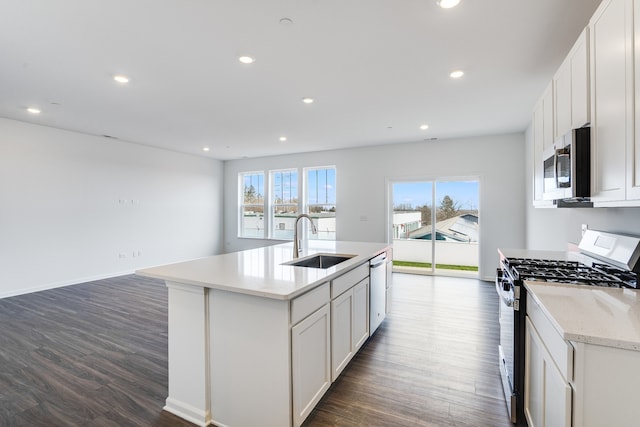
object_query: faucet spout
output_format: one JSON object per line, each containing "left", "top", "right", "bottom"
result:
{"left": 293, "top": 214, "right": 318, "bottom": 258}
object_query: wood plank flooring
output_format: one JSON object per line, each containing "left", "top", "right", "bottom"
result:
{"left": 303, "top": 274, "right": 511, "bottom": 427}
{"left": 0, "top": 273, "right": 511, "bottom": 426}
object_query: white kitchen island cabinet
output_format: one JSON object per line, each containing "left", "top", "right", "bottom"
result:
{"left": 331, "top": 276, "right": 369, "bottom": 381}
{"left": 292, "top": 302, "right": 331, "bottom": 426}
{"left": 137, "top": 240, "right": 390, "bottom": 427}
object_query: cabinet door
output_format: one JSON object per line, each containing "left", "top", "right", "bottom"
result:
{"left": 554, "top": 56, "right": 572, "bottom": 139}
{"left": 331, "top": 289, "right": 353, "bottom": 381}
{"left": 525, "top": 318, "right": 545, "bottom": 427}
{"left": 533, "top": 100, "right": 546, "bottom": 203}
{"left": 571, "top": 29, "right": 590, "bottom": 129}
{"left": 542, "top": 83, "right": 555, "bottom": 153}
{"left": 352, "top": 278, "right": 369, "bottom": 352}
{"left": 525, "top": 318, "right": 571, "bottom": 427}
{"left": 555, "top": 28, "right": 589, "bottom": 140}
{"left": 590, "top": 0, "right": 633, "bottom": 202}
{"left": 631, "top": 0, "right": 640, "bottom": 200}
{"left": 533, "top": 83, "right": 554, "bottom": 205}
{"left": 292, "top": 304, "right": 331, "bottom": 427}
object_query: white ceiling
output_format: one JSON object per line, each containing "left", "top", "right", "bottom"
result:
{"left": 0, "top": 0, "right": 602, "bottom": 160}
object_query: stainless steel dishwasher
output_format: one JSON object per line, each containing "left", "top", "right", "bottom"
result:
{"left": 369, "top": 252, "right": 387, "bottom": 334}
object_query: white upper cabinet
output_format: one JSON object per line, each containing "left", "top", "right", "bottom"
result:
{"left": 571, "top": 30, "right": 590, "bottom": 130}
{"left": 554, "top": 27, "right": 590, "bottom": 140}
{"left": 631, "top": 0, "right": 640, "bottom": 200}
{"left": 589, "top": 0, "right": 633, "bottom": 203}
{"left": 532, "top": 83, "right": 555, "bottom": 206}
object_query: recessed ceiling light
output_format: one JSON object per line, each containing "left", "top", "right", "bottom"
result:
{"left": 420, "top": 124, "right": 429, "bottom": 130}
{"left": 450, "top": 70, "right": 464, "bottom": 79}
{"left": 238, "top": 56, "right": 255, "bottom": 64}
{"left": 203, "top": 147, "right": 210, "bottom": 152}
{"left": 279, "top": 17, "right": 293, "bottom": 25}
{"left": 114, "top": 75, "right": 130, "bottom": 83}
{"left": 437, "top": 0, "right": 461, "bottom": 8}
{"left": 27, "top": 107, "right": 41, "bottom": 114}
{"left": 279, "top": 136, "right": 287, "bottom": 142}
{"left": 302, "top": 97, "right": 314, "bottom": 104}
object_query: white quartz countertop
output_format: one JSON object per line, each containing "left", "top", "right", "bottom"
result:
{"left": 136, "top": 240, "right": 389, "bottom": 300}
{"left": 525, "top": 282, "right": 640, "bottom": 351}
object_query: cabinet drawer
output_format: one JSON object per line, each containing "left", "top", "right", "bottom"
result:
{"left": 527, "top": 296, "right": 574, "bottom": 381}
{"left": 331, "top": 263, "right": 369, "bottom": 298}
{"left": 291, "top": 282, "right": 330, "bottom": 325}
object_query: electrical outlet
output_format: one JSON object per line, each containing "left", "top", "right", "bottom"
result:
{"left": 582, "top": 224, "right": 588, "bottom": 236}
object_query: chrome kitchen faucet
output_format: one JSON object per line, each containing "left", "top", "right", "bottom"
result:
{"left": 293, "top": 214, "right": 317, "bottom": 258}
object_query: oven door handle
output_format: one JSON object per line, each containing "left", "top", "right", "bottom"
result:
{"left": 495, "top": 272, "right": 515, "bottom": 308}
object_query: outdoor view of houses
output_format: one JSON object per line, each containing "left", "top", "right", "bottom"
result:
{"left": 240, "top": 173, "right": 478, "bottom": 277}
{"left": 392, "top": 180, "right": 479, "bottom": 276}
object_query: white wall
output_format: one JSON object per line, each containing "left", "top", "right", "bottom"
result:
{"left": 224, "top": 133, "right": 527, "bottom": 280}
{"left": 524, "top": 124, "right": 640, "bottom": 249}
{"left": 0, "top": 118, "right": 224, "bottom": 298}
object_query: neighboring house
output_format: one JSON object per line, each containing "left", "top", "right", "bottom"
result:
{"left": 391, "top": 211, "right": 422, "bottom": 239}
{"left": 409, "top": 214, "right": 478, "bottom": 242}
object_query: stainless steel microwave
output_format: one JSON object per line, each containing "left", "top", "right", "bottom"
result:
{"left": 542, "top": 127, "right": 590, "bottom": 200}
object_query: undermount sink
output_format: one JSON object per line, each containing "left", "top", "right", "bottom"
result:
{"left": 284, "top": 253, "right": 356, "bottom": 269}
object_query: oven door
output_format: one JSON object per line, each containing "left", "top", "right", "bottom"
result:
{"left": 496, "top": 269, "right": 517, "bottom": 423}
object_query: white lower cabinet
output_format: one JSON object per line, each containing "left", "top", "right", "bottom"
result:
{"left": 525, "top": 296, "right": 572, "bottom": 427}
{"left": 331, "top": 277, "right": 369, "bottom": 381}
{"left": 525, "top": 317, "right": 571, "bottom": 427}
{"left": 571, "top": 341, "right": 640, "bottom": 426}
{"left": 292, "top": 262, "right": 371, "bottom": 426}
{"left": 292, "top": 303, "right": 331, "bottom": 427}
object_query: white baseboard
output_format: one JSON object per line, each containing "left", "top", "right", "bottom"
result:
{"left": 164, "top": 397, "right": 211, "bottom": 427}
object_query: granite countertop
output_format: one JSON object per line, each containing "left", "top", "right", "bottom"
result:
{"left": 525, "top": 282, "right": 640, "bottom": 351}
{"left": 136, "top": 240, "right": 389, "bottom": 300}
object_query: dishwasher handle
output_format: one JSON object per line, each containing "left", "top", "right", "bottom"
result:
{"left": 370, "top": 253, "right": 387, "bottom": 268}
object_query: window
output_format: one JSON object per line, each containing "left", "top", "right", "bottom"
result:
{"left": 305, "top": 167, "right": 336, "bottom": 240}
{"left": 239, "top": 172, "right": 265, "bottom": 238}
{"left": 238, "top": 166, "right": 336, "bottom": 241}
{"left": 270, "top": 169, "right": 299, "bottom": 240}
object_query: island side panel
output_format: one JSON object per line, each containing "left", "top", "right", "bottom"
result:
{"left": 210, "top": 288, "right": 292, "bottom": 427}
{"left": 164, "top": 281, "right": 211, "bottom": 427}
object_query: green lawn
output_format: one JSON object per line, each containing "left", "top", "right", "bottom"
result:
{"left": 393, "top": 260, "right": 478, "bottom": 272}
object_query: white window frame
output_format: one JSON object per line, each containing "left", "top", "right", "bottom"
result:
{"left": 237, "top": 166, "right": 337, "bottom": 241}
{"left": 238, "top": 171, "right": 266, "bottom": 238}
{"left": 303, "top": 166, "right": 337, "bottom": 241}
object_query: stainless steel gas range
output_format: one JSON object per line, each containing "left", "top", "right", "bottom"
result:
{"left": 496, "top": 230, "right": 640, "bottom": 425}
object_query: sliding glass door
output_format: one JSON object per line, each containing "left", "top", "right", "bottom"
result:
{"left": 390, "top": 178, "right": 479, "bottom": 278}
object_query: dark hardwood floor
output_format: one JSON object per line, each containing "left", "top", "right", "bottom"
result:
{"left": 0, "top": 273, "right": 511, "bottom": 426}
{"left": 303, "top": 273, "right": 511, "bottom": 427}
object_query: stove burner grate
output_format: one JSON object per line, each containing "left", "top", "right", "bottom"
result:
{"left": 505, "top": 257, "right": 637, "bottom": 288}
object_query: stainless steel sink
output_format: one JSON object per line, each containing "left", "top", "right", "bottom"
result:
{"left": 284, "top": 253, "right": 355, "bottom": 269}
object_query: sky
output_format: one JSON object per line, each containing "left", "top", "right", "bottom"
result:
{"left": 393, "top": 180, "right": 479, "bottom": 210}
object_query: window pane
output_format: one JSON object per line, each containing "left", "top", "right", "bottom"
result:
{"left": 271, "top": 170, "right": 298, "bottom": 239}
{"left": 307, "top": 167, "right": 336, "bottom": 240}
{"left": 272, "top": 170, "right": 298, "bottom": 204}
{"left": 241, "top": 206, "right": 265, "bottom": 238}
{"left": 243, "top": 173, "right": 264, "bottom": 204}
{"left": 272, "top": 206, "right": 298, "bottom": 239}
{"left": 307, "top": 167, "right": 336, "bottom": 204}
{"left": 240, "top": 172, "right": 265, "bottom": 237}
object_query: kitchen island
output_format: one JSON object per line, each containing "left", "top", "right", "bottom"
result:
{"left": 137, "top": 240, "right": 390, "bottom": 427}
